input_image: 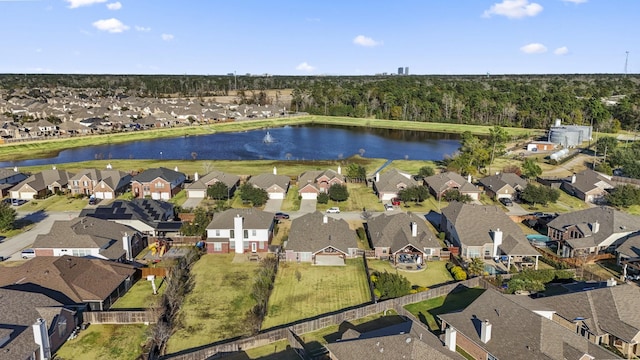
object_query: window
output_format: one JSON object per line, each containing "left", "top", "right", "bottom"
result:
{"left": 83, "top": 181, "right": 87, "bottom": 186}
{"left": 156, "top": 181, "right": 165, "bottom": 188}
{"left": 58, "top": 318, "right": 67, "bottom": 338}
{"left": 230, "top": 230, "right": 234, "bottom": 238}
{"left": 382, "top": 249, "right": 387, "bottom": 254}
{"left": 230, "top": 242, "right": 235, "bottom": 249}
{"left": 71, "top": 249, "right": 91, "bottom": 257}
{"left": 215, "top": 230, "right": 220, "bottom": 237}
{"left": 244, "top": 230, "right": 249, "bottom": 238}
{"left": 244, "top": 241, "right": 250, "bottom": 249}
{"left": 487, "top": 354, "right": 498, "bottom": 360}
{"left": 252, "top": 229, "right": 257, "bottom": 236}
{"left": 423, "top": 248, "right": 432, "bottom": 256}
{"left": 214, "top": 242, "right": 222, "bottom": 251}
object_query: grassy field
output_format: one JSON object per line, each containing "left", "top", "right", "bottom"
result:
{"left": 281, "top": 184, "right": 301, "bottom": 211}
{"left": 314, "top": 183, "right": 385, "bottom": 212}
{"left": 404, "top": 287, "right": 485, "bottom": 332}
{"left": 219, "top": 339, "right": 300, "bottom": 360}
{"left": 111, "top": 277, "right": 166, "bottom": 309}
{"left": 262, "top": 258, "right": 371, "bottom": 329}
{"left": 165, "top": 254, "right": 260, "bottom": 353}
{"left": 0, "top": 116, "right": 543, "bottom": 162}
{"left": 55, "top": 324, "right": 149, "bottom": 360}
{"left": 367, "top": 260, "right": 454, "bottom": 288}
{"left": 16, "top": 195, "right": 90, "bottom": 212}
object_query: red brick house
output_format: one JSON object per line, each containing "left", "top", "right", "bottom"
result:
{"left": 131, "top": 167, "right": 186, "bottom": 200}
{"left": 298, "top": 168, "right": 345, "bottom": 199}
{"left": 69, "top": 168, "right": 131, "bottom": 199}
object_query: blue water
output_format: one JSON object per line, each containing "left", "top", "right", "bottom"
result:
{"left": 526, "top": 234, "right": 551, "bottom": 242}
{"left": 0, "top": 124, "right": 461, "bottom": 167}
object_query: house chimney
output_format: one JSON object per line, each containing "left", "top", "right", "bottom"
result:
{"left": 375, "top": 172, "right": 380, "bottom": 182}
{"left": 174, "top": 166, "right": 179, "bottom": 172}
{"left": 106, "top": 163, "right": 112, "bottom": 169}
{"left": 52, "top": 165, "right": 56, "bottom": 170}
{"left": 122, "top": 232, "right": 132, "bottom": 261}
{"left": 13, "top": 166, "right": 18, "bottom": 172}
{"left": 194, "top": 172, "right": 199, "bottom": 181}
{"left": 571, "top": 173, "right": 577, "bottom": 184}
{"left": 273, "top": 166, "right": 277, "bottom": 175}
{"left": 411, "top": 222, "right": 418, "bottom": 237}
{"left": 444, "top": 327, "right": 457, "bottom": 352}
{"left": 480, "top": 320, "right": 492, "bottom": 343}
{"left": 592, "top": 221, "right": 600, "bottom": 234}
{"left": 467, "top": 174, "right": 472, "bottom": 183}
{"left": 323, "top": 215, "right": 328, "bottom": 224}
{"left": 337, "top": 165, "right": 341, "bottom": 175}
{"left": 234, "top": 214, "right": 244, "bottom": 254}
{"left": 492, "top": 228, "right": 502, "bottom": 258}
{"left": 33, "top": 318, "right": 51, "bottom": 360}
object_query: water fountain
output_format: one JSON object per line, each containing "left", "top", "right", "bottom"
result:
{"left": 263, "top": 131, "right": 274, "bottom": 143}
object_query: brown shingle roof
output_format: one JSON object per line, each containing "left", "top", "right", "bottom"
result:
{"left": 367, "top": 212, "right": 440, "bottom": 253}
{"left": 287, "top": 212, "right": 356, "bottom": 253}
{"left": 206, "top": 208, "right": 274, "bottom": 231}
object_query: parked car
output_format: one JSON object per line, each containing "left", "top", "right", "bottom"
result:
{"left": 3, "top": 198, "right": 27, "bottom": 206}
{"left": 384, "top": 203, "right": 394, "bottom": 211}
{"left": 21, "top": 248, "right": 36, "bottom": 259}
{"left": 326, "top": 207, "right": 340, "bottom": 213}
{"left": 391, "top": 198, "right": 401, "bottom": 206}
{"left": 499, "top": 198, "right": 513, "bottom": 207}
{"left": 274, "top": 212, "right": 290, "bottom": 220}
{"left": 88, "top": 197, "right": 98, "bottom": 205}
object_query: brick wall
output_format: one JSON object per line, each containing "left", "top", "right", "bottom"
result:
{"left": 455, "top": 331, "right": 488, "bottom": 360}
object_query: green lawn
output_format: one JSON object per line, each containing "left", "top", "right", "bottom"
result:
{"left": 168, "top": 189, "right": 187, "bottom": 207}
{"left": 404, "top": 287, "right": 485, "bottom": 332}
{"left": 111, "top": 277, "right": 166, "bottom": 309}
{"left": 17, "top": 195, "right": 90, "bottom": 212}
{"left": 219, "top": 340, "right": 300, "bottom": 360}
{"left": 262, "top": 258, "right": 371, "bottom": 329}
{"left": 281, "top": 184, "right": 301, "bottom": 211}
{"left": 300, "top": 312, "right": 404, "bottom": 348}
{"left": 367, "top": 260, "right": 454, "bottom": 288}
{"left": 165, "top": 254, "right": 260, "bottom": 353}
{"left": 315, "top": 183, "right": 385, "bottom": 212}
{"left": 55, "top": 324, "right": 149, "bottom": 360}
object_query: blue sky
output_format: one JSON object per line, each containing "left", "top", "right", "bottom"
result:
{"left": 0, "top": 0, "right": 636, "bottom": 75}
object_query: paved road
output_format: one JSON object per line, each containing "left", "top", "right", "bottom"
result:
{"left": 0, "top": 210, "right": 80, "bottom": 261}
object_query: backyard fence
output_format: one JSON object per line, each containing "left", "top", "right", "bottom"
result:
{"left": 83, "top": 310, "right": 160, "bottom": 324}
{"left": 142, "top": 267, "right": 169, "bottom": 278}
{"left": 160, "top": 277, "right": 487, "bottom": 360}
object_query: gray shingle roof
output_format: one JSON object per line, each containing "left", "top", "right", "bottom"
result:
{"left": 441, "top": 202, "right": 538, "bottom": 256}
{"left": 206, "top": 208, "right": 274, "bottom": 231}
{"left": 373, "top": 168, "right": 419, "bottom": 194}
{"left": 186, "top": 170, "right": 240, "bottom": 190}
{"left": 438, "top": 290, "right": 620, "bottom": 360}
{"left": 478, "top": 172, "right": 527, "bottom": 193}
{"left": 565, "top": 169, "right": 614, "bottom": 195}
{"left": 11, "top": 169, "right": 74, "bottom": 192}
{"left": 367, "top": 212, "right": 440, "bottom": 253}
{"left": 70, "top": 169, "right": 130, "bottom": 191}
{"left": 287, "top": 212, "right": 356, "bottom": 253}
{"left": 247, "top": 173, "right": 290, "bottom": 191}
{"left": 424, "top": 172, "right": 480, "bottom": 194}
{"left": 298, "top": 169, "right": 344, "bottom": 190}
{"left": 132, "top": 167, "right": 185, "bottom": 183}
{"left": 616, "top": 233, "right": 640, "bottom": 258}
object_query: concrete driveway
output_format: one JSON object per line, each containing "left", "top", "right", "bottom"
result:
{"left": 506, "top": 202, "right": 530, "bottom": 216}
{"left": 182, "top": 197, "right": 203, "bottom": 210}
{"left": 264, "top": 198, "right": 283, "bottom": 213}
{"left": 0, "top": 210, "right": 80, "bottom": 261}
{"left": 299, "top": 199, "right": 317, "bottom": 213}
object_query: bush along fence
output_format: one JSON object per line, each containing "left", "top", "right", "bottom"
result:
{"left": 160, "top": 277, "right": 491, "bottom": 360}
{"left": 249, "top": 256, "right": 279, "bottom": 334}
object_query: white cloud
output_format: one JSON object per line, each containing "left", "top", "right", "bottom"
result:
{"left": 135, "top": 25, "right": 151, "bottom": 32}
{"left": 483, "top": 0, "right": 543, "bottom": 19}
{"left": 161, "top": 33, "right": 174, "bottom": 41}
{"left": 92, "top": 18, "right": 129, "bottom": 33}
{"left": 353, "top": 35, "right": 382, "bottom": 47}
{"left": 65, "top": 0, "right": 107, "bottom": 9}
{"left": 562, "top": 0, "right": 587, "bottom": 3}
{"left": 520, "top": 43, "right": 547, "bottom": 54}
{"left": 106, "top": 2, "right": 121, "bottom": 10}
{"left": 554, "top": 46, "right": 569, "bottom": 55}
{"left": 295, "top": 62, "right": 316, "bottom": 72}
{"left": 35, "top": 48, "right": 42, "bottom": 53}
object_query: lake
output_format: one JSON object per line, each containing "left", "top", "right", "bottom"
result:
{"left": 0, "top": 124, "right": 461, "bottom": 167}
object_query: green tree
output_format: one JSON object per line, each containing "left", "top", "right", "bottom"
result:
{"left": 398, "top": 185, "right": 429, "bottom": 203}
{"left": 521, "top": 184, "right": 560, "bottom": 206}
{"left": 443, "top": 190, "right": 472, "bottom": 203}
{"left": 488, "top": 126, "right": 509, "bottom": 165}
{"left": 418, "top": 165, "right": 435, "bottom": 178}
{"left": 239, "top": 183, "right": 269, "bottom": 207}
{"left": 328, "top": 184, "right": 349, "bottom": 202}
{"left": 521, "top": 158, "right": 542, "bottom": 180}
{"left": 0, "top": 202, "right": 16, "bottom": 231}
{"left": 371, "top": 271, "right": 411, "bottom": 300}
{"left": 180, "top": 207, "right": 211, "bottom": 238}
{"left": 467, "top": 258, "right": 485, "bottom": 277}
{"left": 317, "top": 192, "right": 329, "bottom": 204}
{"left": 595, "top": 136, "right": 618, "bottom": 157}
{"left": 207, "top": 182, "right": 230, "bottom": 200}
{"left": 606, "top": 184, "right": 640, "bottom": 208}
{"left": 345, "top": 163, "right": 366, "bottom": 182}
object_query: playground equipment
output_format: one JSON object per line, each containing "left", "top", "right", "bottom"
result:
{"left": 148, "top": 239, "right": 170, "bottom": 257}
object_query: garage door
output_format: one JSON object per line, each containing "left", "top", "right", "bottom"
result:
{"left": 95, "top": 192, "right": 105, "bottom": 199}
{"left": 104, "top": 192, "right": 113, "bottom": 199}
{"left": 301, "top": 192, "right": 317, "bottom": 200}
{"left": 269, "top": 192, "right": 285, "bottom": 199}
{"left": 188, "top": 190, "right": 206, "bottom": 198}
{"left": 19, "top": 192, "right": 36, "bottom": 200}
{"left": 315, "top": 254, "right": 345, "bottom": 266}
{"left": 161, "top": 193, "right": 170, "bottom": 200}
{"left": 151, "top": 193, "right": 161, "bottom": 200}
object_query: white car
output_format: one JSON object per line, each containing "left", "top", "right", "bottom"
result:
{"left": 384, "top": 203, "right": 394, "bottom": 211}
{"left": 326, "top": 207, "right": 340, "bottom": 213}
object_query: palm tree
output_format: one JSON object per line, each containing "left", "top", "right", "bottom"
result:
{"left": 467, "top": 258, "right": 485, "bottom": 277}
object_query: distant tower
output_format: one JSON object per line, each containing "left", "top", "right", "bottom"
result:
{"left": 404, "top": 67, "right": 409, "bottom": 75}
{"left": 397, "top": 67, "right": 404, "bottom": 75}
{"left": 625, "top": 51, "right": 630, "bottom": 76}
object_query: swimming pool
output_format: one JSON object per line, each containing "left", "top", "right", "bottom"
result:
{"left": 527, "top": 234, "right": 550, "bottom": 247}
{"left": 484, "top": 264, "right": 502, "bottom": 275}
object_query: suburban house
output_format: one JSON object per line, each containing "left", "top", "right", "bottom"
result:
{"left": 616, "top": 233, "right": 640, "bottom": 268}
{"left": 284, "top": 211, "right": 358, "bottom": 265}
{"left": 438, "top": 290, "right": 620, "bottom": 360}
{"left": 0, "top": 167, "right": 28, "bottom": 197}
{"left": 372, "top": 168, "right": 419, "bottom": 201}
{"left": 0, "top": 255, "right": 138, "bottom": 311}
{"left": 517, "top": 284, "right": 640, "bottom": 359}
{"left": 131, "top": 167, "right": 186, "bottom": 200}
{"left": 9, "top": 169, "right": 74, "bottom": 199}
{"left": 561, "top": 169, "right": 615, "bottom": 204}
{"left": 297, "top": 168, "right": 345, "bottom": 199}
{"left": 0, "top": 288, "right": 77, "bottom": 360}
{"left": 69, "top": 168, "right": 132, "bottom": 199}
{"left": 79, "top": 199, "right": 181, "bottom": 236}
{"left": 205, "top": 208, "right": 274, "bottom": 254}
{"left": 185, "top": 170, "right": 240, "bottom": 199}
{"left": 424, "top": 172, "right": 481, "bottom": 201}
{"left": 32, "top": 216, "right": 145, "bottom": 262}
{"left": 546, "top": 207, "right": 640, "bottom": 258}
{"left": 366, "top": 212, "right": 442, "bottom": 265}
{"left": 325, "top": 319, "right": 463, "bottom": 360}
{"left": 477, "top": 172, "right": 528, "bottom": 200}
{"left": 247, "top": 170, "right": 290, "bottom": 199}
{"left": 440, "top": 202, "right": 540, "bottom": 270}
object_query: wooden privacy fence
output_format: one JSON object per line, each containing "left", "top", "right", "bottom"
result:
{"left": 161, "top": 277, "right": 486, "bottom": 360}
{"left": 142, "top": 267, "right": 169, "bottom": 277}
{"left": 83, "top": 310, "right": 160, "bottom": 324}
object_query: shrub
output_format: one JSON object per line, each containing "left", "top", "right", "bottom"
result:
{"left": 356, "top": 227, "right": 366, "bottom": 241}
{"left": 451, "top": 266, "right": 467, "bottom": 281}
{"left": 445, "top": 262, "right": 455, "bottom": 271}
{"left": 317, "top": 193, "right": 329, "bottom": 204}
